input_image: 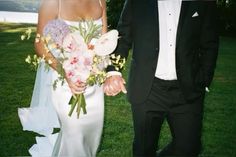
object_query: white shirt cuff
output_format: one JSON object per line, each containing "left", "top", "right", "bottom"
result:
{"left": 106, "top": 71, "right": 122, "bottom": 78}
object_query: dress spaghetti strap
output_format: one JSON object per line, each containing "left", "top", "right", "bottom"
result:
{"left": 99, "top": 0, "right": 103, "bottom": 8}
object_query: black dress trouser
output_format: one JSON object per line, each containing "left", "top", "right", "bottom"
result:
{"left": 132, "top": 77, "right": 205, "bottom": 157}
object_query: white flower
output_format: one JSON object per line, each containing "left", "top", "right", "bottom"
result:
{"left": 21, "top": 35, "right": 26, "bottom": 41}
{"left": 25, "top": 55, "right": 31, "bottom": 63}
{"left": 93, "top": 30, "right": 119, "bottom": 56}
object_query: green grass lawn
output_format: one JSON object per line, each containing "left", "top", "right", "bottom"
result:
{"left": 0, "top": 22, "right": 235, "bottom": 157}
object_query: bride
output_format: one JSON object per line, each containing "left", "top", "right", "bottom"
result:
{"left": 18, "top": 0, "right": 107, "bottom": 156}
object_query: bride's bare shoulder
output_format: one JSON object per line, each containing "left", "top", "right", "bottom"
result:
{"left": 39, "top": 0, "right": 59, "bottom": 18}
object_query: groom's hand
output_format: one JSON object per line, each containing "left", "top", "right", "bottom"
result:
{"left": 104, "top": 75, "right": 127, "bottom": 96}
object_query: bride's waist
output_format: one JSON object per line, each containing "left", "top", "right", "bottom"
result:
{"left": 55, "top": 78, "right": 101, "bottom": 95}
{"left": 38, "top": 61, "right": 101, "bottom": 95}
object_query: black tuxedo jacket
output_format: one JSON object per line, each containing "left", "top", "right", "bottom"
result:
{"left": 109, "top": 0, "right": 219, "bottom": 104}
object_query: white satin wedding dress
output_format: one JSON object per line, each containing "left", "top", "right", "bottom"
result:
{"left": 18, "top": 18, "right": 104, "bottom": 157}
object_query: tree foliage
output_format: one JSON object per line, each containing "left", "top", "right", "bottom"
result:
{"left": 217, "top": 0, "right": 236, "bottom": 36}
{"left": 106, "top": 0, "right": 124, "bottom": 29}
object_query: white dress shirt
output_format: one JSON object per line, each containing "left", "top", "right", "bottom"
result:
{"left": 155, "top": 0, "right": 182, "bottom": 80}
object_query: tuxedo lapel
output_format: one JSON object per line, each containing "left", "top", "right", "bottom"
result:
{"left": 156, "top": 0, "right": 159, "bottom": 48}
{"left": 148, "top": 0, "right": 155, "bottom": 6}
{"left": 176, "top": 1, "right": 190, "bottom": 47}
{"left": 148, "top": 0, "right": 158, "bottom": 21}
{"left": 147, "top": 0, "right": 159, "bottom": 47}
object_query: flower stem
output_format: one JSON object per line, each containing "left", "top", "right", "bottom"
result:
{"left": 81, "top": 94, "right": 87, "bottom": 114}
{"left": 68, "top": 95, "right": 78, "bottom": 117}
{"left": 68, "top": 94, "right": 87, "bottom": 119}
{"left": 76, "top": 94, "right": 82, "bottom": 118}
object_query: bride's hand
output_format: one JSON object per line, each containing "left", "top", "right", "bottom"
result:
{"left": 65, "top": 77, "right": 86, "bottom": 94}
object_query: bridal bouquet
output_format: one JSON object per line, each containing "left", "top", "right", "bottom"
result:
{"left": 23, "top": 19, "right": 125, "bottom": 118}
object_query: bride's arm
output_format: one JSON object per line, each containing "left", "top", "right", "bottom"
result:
{"left": 100, "top": 0, "right": 108, "bottom": 34}
{"left": 35, "top": 0, "right": 59, "bottom": 71}
{"left": 35, "top": 0, "right": 85, "bottom": 94}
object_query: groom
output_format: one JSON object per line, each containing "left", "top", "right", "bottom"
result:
{"left": 104, "top": 0, "right": 219, "bottom": 156}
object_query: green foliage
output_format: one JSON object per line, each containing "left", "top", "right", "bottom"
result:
{"left": 217, "top": 0, "right": 236, "bottom": 36}
{"left": 0, "top": 23, "right": 236, "bottom": 157}
{"left": 106, "top": 0, "right": 124, "bottom": 29}
{"left": 70, "top": 20, "right": 102, "bottom": 44}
